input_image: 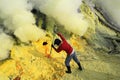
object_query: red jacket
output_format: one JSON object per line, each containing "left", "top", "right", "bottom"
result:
{"left": 54, "top": 33, "right": 73, "bottom": 55}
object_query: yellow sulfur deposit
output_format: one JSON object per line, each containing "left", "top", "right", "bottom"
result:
{"left": 0, "top": 31, "right": 86, "bottom": 80}
{"left": 0, "top": 34, "right": 120, "bottom": 80}
{"left": 0, "top": 35, "right": 67, "bottom": 80}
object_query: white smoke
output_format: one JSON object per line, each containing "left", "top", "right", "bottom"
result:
{"left": 0, "top": 33, "right": 14, "bottom": 60}
{"left": 0, "top": 0, "right": 45, "bottom": 42}
{"left": 0, "top": 0, "right": 45, "bottom": 60}
{"left": 31, "top": 0, "right": 89, "bottom": 36}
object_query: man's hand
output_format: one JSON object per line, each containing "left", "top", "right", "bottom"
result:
{"left": 53, "top": 25, "right": 57, "bottom": 33}
{"left": 53, "top": 29, "right": 57, "bottom": 34}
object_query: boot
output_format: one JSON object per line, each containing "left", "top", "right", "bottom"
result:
{"left": 78, "top": 63, "right": 82, "bottom": 71}
{"left": 66, "top": 66, "right": 71, "bottom": 73}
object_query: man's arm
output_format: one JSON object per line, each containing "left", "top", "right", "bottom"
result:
{"left": 57, "top": 33, "right": 66, "bottom": 41}
{"left": 51, "top": 44, "right": 61, "bottom": 53}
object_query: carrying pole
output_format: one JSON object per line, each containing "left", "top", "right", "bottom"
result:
{"left": 47, "top": 25, "right": 57, "bottom": 58}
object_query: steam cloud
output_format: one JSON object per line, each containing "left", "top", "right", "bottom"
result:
{"left": 0, "top": 0, "right": 45, "bottom": 60}
{"left": 0, "top": 0, "right": 89, "bottom": 60}
{"left": 0, "top": 33, "right": 14, "bottom": 60}
{"left": 31, "top": 0, "right": 89, "bottom": 35}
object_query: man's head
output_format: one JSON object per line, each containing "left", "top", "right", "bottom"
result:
{"left": 54, "top": 38, "right": 61, "bottom": 46}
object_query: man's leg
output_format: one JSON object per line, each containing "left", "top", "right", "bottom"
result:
{"left": 72, "top": 52, "right": 82, "bottom": 70}
{"left": 65, "top": 55, "right": 72, "bottom": 73}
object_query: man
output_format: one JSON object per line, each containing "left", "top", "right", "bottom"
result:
{"left": 52, "top": 32, "right": 82, "bottom": 73}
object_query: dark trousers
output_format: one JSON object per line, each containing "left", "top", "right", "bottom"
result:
{"left": 65, "top": 51, "right": 81, "bottom": 67}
